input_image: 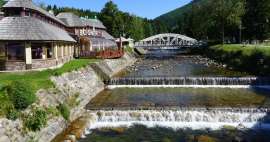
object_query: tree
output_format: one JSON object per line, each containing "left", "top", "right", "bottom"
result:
{"left": 100, "top": 1, "right": 121, "bottom": 37}
{"left": 173, "top": 0, "right": 245, "bottom": 43}
{"left": 244, "top": 0, "right": 270, "bottom": 40}
{"left": 128, "top": 16, "right": 145, "bottom": 40}
{"left": 143, "top": 19, "right": 154, "bottom": 38}
{"left": 0, "top": 0, "right": 6, "bottom": 7}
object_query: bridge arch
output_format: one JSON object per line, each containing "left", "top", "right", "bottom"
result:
{"left": 135, "top": 33, "right": 198, "bottom": 49}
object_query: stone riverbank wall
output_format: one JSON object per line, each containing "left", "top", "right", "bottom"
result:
{"left": 0, "top": 53, "right": 136, "bottom": 142}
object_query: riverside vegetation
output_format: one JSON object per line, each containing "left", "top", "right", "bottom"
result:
{"left": 0, "top": 59, "right": 99, "bottom": 132}
{"left": 198, "top": 44, "right": 270, "bottom": 76}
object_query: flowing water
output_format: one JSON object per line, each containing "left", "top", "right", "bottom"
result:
{"left": 79, "top": 49, "right": 270, "bottom": 142}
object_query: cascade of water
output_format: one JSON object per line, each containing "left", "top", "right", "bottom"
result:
{"left": 106, "top": 77, "right": 270, "bottom": 88}
{"left": 85, "top": 109, "right": 270, "bottom": 131}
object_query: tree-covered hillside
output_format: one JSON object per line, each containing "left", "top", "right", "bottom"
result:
{"left": 155, "top": 0, "right": 270, "bottom": 43}
{"left": 155, "top": 0, "right": 202, "bottom": 29}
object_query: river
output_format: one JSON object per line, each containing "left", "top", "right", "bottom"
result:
{"left": 80, "top": 49, "right": 270, "bottom": 142}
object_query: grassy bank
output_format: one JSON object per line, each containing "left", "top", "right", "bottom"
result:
{"left": 0, "top": 59, "right": 99, "bottom": 92}
{"left": 202, "top": 44, "right": 270, "bottom": 75}
{"left": 0, "top": 59, "right": 100, "bottom": 117}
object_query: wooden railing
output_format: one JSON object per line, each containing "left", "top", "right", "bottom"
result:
{"left": 80, "top": 49, "right": 124, "bottom": 59}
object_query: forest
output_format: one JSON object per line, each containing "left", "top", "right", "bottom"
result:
{"left": 157, "top": 0, "right": 270, "bottom": 43}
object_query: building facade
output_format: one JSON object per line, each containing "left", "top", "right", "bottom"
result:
{"left": 0, "top": 0, "right": 122, "bottom": 71}
{"left": 57, "top": 12, "right": 122, "bottom": 59}
{"left": 0, "top": 0, "right": 76, "bottom": 71}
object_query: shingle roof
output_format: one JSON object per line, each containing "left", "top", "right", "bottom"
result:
{"left": 56, "top": 12, "right": 84, "bottom": 27}
{"left": 103, "top": 31, "right": 115, "bottom": 40}
{"left": 90, "top": 37, "right": 117, "bottom": 47}
{"left": 3, "top": 0, "right": 66, "bottom": 26}
{"left": 0, "top": 16, "right": 76, "bottom": 42}
{"left": 57, "top": 12, "right": 106, "bottom": 29}
{"left": 81, "top": 18, "right": 106, "bottom": 29}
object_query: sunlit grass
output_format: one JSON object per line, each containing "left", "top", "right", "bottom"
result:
{"left": 211, "top": 44, "right": 270, "bottom": 56}
{"left": 0, "top": 59, "right": 100, "bottom": 117}
{"left": 0, "top": 59, "right": 100, "bottom": 92}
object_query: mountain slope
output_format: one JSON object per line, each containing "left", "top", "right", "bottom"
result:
{"left": 155, "top": 0, "right": 204, "bottom": 28}
{"left": 155, "top": 3, "right": 192, "bottom": 27}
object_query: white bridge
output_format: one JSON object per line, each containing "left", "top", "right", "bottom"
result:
{"left": 135, "top": 33, "right": 200, "bottom": 49}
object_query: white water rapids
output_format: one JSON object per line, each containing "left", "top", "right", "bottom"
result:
{"left": 107, "top": 77, "right": 270, "bottom": 89}
{"left": 84, "top": 109, "right": 270, "bottom": 133}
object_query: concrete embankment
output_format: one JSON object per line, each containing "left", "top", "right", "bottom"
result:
{"left": 91, "top": 52, "right": 137, "bottom": 80}
{"left": 0, "top": 53, "right": 136, "bottom": 142}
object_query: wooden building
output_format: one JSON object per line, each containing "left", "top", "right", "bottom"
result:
{"left": 0, "top": 0, "right": 76, "bottom": 71}
{"left": 0, "top": 0, "right": 124, "bottom": 71}
{"left": 56, "top": 12, "right": 123, "bottom": 59}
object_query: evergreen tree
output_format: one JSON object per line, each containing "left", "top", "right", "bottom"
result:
{"left": 100, "top": 1, "right": 121, "bottom": 37}
{"left": 244, "top": 0, "right": 270, "bottom": 40}
{"left": 0, "top": 0, "right": 6, "bottom": 7}
{"left": 173, "top": 0, "right": 245, "bottom": 42}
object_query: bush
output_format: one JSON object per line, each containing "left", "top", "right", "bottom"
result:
{"left": 46, "top": 106, "right": 60, "bottom": 118}
{"left": 6, "top": 106, "right": 19, "bottom": 120}
{"left": 57, "top": 103, "right": 70, "bottom": 120}
{"left": 7, "top": 81, "right": 36, "bottom": 110}
{"left": 23, "top": 108, "right": 47, "bottom": 132}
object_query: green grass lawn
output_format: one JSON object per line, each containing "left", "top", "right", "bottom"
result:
{"left": 210, "top": 44, "right": 270, "bottom": 56}
{"left": 0, "top": 59, "right": 100, "bottom": 92}
{"left": 206, "top": 44, "right": 270, "bottom": 75}
{"left": 0, "top": 59, "right": 100, "bottom": 116}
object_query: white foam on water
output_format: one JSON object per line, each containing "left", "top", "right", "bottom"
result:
{"left": 107, "top": 85, "right": 270, "bottom": 89}
{"left": 84, "top": 110, "right": 270, "bottom": 132}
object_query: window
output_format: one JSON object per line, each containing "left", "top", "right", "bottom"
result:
{"left": 7, "top": 42, "right": 25, "bottom": 61}
{"left": 32, "top": 43, "right": 53, "bottom": 59}
{"left": 47, "top": 46, "right": 53, "bottom": 58}
{"left": 25, "top": 11, "right": 31, "bottom": 17}
{"left": 0, "top": 43, "right": 6, "bottom": 60}
{"left": 6, "top": 9, "right": 21, "bottom": 17}
{"left": 31, "top": 44, "right": 43, "bottom": 59}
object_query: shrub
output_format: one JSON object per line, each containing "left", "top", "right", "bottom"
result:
{"left": 6, "top": 106, "right": 19, "bottom": 120}
{"left": 46, "top": 106, "right": 60, "bottom": 118}
{"left": 23, "top": 108, "right": 47, "bottom": 132}
{"left": 57, "top": 103, "right": 70, "bottom": 121}
{"left": 7, "top": 81, "right": 36, "bottom": 110}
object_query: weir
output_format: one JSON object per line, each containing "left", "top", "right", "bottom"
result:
{"left": 85, "top": 108, "right": 270, "bottom": 131}
{"left": 106, "top": 77, "right": 270, "bottom": 87}
{"left": 80, "top": 49, "right": 270, "bottom": 141}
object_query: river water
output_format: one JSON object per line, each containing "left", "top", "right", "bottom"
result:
{"left": 80, "top": 49, "right": 270, "bottom": 142}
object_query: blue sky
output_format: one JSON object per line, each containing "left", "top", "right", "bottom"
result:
{"left": 34, "top": 0, "right": 192, "bottom": 19}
